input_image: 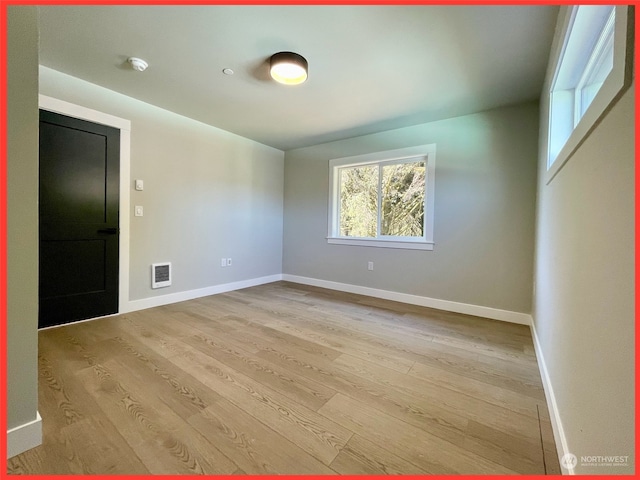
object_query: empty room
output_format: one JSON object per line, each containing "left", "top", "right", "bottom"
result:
{"left": 6, "top": 4, "right": 635, "bottom": 476}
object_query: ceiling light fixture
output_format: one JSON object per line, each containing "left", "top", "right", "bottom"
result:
{"left": 128, "top": 57, "right": 148, "bottom": 72}
{"left": 269, "top": 51, "right": 308, "bottom": 85}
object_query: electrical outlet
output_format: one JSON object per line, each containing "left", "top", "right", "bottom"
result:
{"left": 134, "top": 205, "right": 143, "bottom": 217}
{"left": 227, "top": 258, "right": 232, "bottom": 266}
{"left": 368, "top": 261, "right": 374, "bottom": 271}
{"left": 221, "top": 258, "right": 227, "bottom": 267}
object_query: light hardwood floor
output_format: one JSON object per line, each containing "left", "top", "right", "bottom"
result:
{"left": 8, "top": 281, "right": 561, "bottom": 475}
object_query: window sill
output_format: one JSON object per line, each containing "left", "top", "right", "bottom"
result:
{"left": 327, "top": 237, "right": 434, "bottom": 251}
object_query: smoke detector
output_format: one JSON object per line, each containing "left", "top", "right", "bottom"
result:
{"left": 128, "top": 57, "right": 148, "bottom": 72}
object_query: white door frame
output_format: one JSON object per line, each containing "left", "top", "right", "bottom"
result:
{"left": 38, "top": 95, "right": 131, "bottom": 314}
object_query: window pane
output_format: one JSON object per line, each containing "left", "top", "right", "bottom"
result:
{"left": 339, "top": 165, "right": 378, "bottom": 237}
{"left": 579, "top": 23, "right": 614, "bottom": 118}
{"left": 381, "top": 162, "right": 425, "bottom": 237}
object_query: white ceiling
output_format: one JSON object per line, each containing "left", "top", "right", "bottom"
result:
{"left": 38, "top": 5, "right": 559, "bottom": 151}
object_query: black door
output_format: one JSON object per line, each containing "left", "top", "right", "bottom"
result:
{"left": 39, "top": 110, "right": 120, "bottom": 328}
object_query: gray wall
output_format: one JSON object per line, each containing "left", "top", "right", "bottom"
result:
{"left": 533, "top": 14, "right": 635, "bottom": 474}
{"left": 7, "top": 6, "right": 40, "bottom": 430}
{"left": 283, "top": 103, "right": 539, "bottom": 314}
{"left": 39, "top": 67, "right": 284, "bottom": 303}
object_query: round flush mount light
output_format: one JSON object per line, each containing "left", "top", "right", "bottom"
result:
{"left": 222, "top": 68, "right": 234, "bottom": 75}
{"left": 127, "top": 57, "right": 148, "bottom": 72}
{"left": 269, "top": 51, "right": 308, "bottom": 85}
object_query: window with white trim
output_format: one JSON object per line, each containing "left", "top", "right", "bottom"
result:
{"left": 328, "top": 144, "right": 435, "bottom": 250}
{"left": 546, "top": 5, "right": 633, "bottom": 183}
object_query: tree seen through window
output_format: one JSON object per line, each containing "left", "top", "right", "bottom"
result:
{"left": 339, "top": 161, "right": 425, "bottom": 238}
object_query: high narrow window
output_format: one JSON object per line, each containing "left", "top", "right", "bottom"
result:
{"left": 546, "top": 5, "right": 633, "bottom": 182}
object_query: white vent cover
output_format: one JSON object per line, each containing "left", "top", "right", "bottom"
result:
{"left": 151, "top": 262, "right": 171, "bottom": 289}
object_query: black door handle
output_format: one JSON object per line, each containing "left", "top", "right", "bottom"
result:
{"left": 97, "top": 228, "right": 118, "bottom": 235}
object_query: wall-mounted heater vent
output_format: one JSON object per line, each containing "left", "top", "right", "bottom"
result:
{"left": 151, "top": 262, "right": 172, "bottom": 289}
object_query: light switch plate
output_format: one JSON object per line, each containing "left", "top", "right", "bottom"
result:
{"left": 135, "top": 206, "right": 144, "bottom": 217}
{"left": 135, "top": 179, "right": 144, "bottom": 191}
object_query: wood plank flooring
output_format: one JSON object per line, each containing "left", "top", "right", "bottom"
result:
{"left": 7, "top": 281, "right": 560, "bottom": 475}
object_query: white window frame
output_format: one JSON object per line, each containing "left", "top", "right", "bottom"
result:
{"left": 573, "top": 8, "right": 615, "bottom": 125}
{"left": 327, "top": 144, "right": 436, "bottom": 250}
{"left": 546, "top": 5, "right": 634, "bottom": 184}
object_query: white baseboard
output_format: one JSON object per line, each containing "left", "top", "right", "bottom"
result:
{"left": 530, "top": 322, "right": 572, "bottom": 475}
{"left": 282, "top": 274, "right": 531, "bottom": 325}
{"left": 124, "top": 274, "right": 283, "bottom": 313}
{"left": 7, "top": 412, "right": 42, "bottom": 459}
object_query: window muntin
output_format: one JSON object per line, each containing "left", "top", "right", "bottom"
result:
{"left": 328, "top": 144, "right": 435, "bottom": 250}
